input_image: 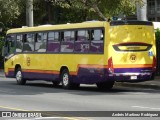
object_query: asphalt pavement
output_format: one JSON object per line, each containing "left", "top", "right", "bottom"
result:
{"left": 0, "top": 69, "right": 160, "bottom": 89}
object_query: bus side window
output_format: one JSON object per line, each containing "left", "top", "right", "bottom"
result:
{"left": 75, "top": 29, "right": 90, "bottom": 53}
{"left": 77, "top": 30, "right": 88, "bottom": 41}
{"left": 35, "top": 32, "right": 47, "bottom": 52}
{"left": 23, "top": 33, "right": 34, "bottom": 52}
{"left": 90, "top": 29, "right": 104, "bottom": 53}
{"left": 47, "top": 31, "right": 60, "bottom": 52}
{"left": 94, "top": 30, "right": 101, "bottom": 40}
{"left": 61, "top": 31, "right": 74, "bottom": 52}
{"left": 16, "top": 34, "right": 23, "bottom": 52}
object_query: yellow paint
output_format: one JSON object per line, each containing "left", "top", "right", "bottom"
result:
{"left": 108, "top": 25, "right": 156, "bottom": 66}
{"left": 4, "top": 21, "right": 156, "bottom": 75}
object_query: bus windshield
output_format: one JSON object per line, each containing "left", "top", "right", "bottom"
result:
{"left": 4, "top": 34, "right": 15, "bottom": 57}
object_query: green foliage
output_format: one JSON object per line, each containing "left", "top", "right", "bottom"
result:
{"left": 155, "top": 29, "right": 160, "bottom": 41}
{"left": 0, "top": 0, "right": 25, "bottom": 24}
{"left": 47, "top": 0, "right": 143, "bottom": 20}
{"left": 0, "top": 0, "right": 144, "bottom": 27}
{"left": 0, "top": 37, "right": 4, "bottom": 54}
{"left": 0, "top": 36, "right": 4, "bottom": 69}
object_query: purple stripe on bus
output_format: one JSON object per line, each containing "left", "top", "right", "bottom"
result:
{"left": 6, "top": 67, "right": 153, "bottom": 84}
{"left": 109, "top": 75, "right": 152, "bottom": 82}
{"left": 23, "top": 72, "right": 59, "bottom": 81}
{"left": 114, "top": 68, "right": 152, "bottom": 73}
{"left": 6, "top": 71, "right": 15, "bottom": 78}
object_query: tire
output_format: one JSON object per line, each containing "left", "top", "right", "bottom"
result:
{"left": 15, "top": 67, "right": 26, "bottom": 85}
{"left": 96, "top": 81, "right": 114, "bottom": 90}
{"left": 61, "top": 69, "right": 71, "bottom": 89}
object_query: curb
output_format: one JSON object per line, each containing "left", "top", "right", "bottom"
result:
{"left": 115, "top": 82, "right": 160, "bottom": 90}
{"left": 0, "top": 70, "right": 4, "bottom": 77}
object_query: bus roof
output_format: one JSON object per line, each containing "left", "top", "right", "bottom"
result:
{"left": 7, "top": 21, "right": 106, "bottom": 34}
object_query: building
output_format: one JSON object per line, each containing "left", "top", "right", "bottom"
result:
{"left": 148, "top": 0, "right": 160, "bottom": 21}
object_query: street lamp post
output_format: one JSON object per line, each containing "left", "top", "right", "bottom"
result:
{"left": 26, "top": 0, "right": 34, "bottom": 27}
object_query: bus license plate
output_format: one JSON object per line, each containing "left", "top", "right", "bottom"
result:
{"left": 131, "top": 76, "right": 137, "bottom": 80}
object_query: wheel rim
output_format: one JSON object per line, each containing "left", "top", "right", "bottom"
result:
{"left": 63, "top": 73, "right": 69, "bottom": 86}
{"left": 16, "top": 71, "right": 22, "bottom": 82}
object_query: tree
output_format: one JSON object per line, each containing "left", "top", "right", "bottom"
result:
{"left": 47, "top": 0, "right": 144, "bottom": 21}
{"left": 0, "top": 0, "right": 25, "bottom": 26}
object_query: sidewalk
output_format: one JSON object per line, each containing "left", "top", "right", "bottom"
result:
{"left": 115, "top": 76, "right": 160, "bottom": 90}
{"left": 0, "top": 69, "right": 160, "bottom": 89}
{"left": 0, "top": 69, "right": 4, "bottom": 77}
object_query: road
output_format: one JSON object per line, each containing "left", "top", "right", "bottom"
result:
{"left": 0, "top": 77, "right": 160, "bottom": 120}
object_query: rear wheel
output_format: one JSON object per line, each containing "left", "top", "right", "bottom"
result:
{"left": 61, "top": 69, "right": 79, "bottom": 89}
{"left": 96, "top": 81, "right": 114, "bottom": 90}
{"left": 15, "top": 67, "right": 26, "bottom": 85}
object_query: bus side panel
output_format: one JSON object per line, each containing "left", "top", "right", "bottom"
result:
{"left": 5, "top": 54, "right": 108, "bottom": 84}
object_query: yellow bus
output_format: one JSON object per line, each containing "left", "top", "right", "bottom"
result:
{"left": 3, "top": 21, "right": 156, "bottom": 89}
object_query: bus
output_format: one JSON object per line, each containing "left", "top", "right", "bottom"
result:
{"left": 3, "top": 20, "right": 156, "bottom": 90}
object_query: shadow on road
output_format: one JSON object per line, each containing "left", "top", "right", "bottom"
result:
{"left": 0, "top": 79, "right": 160, "bottom": 96}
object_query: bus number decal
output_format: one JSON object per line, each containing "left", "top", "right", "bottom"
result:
{"left": 130, "top": 54, "right": 136, "bottom": 63}
{"left": 81, "top": 44, "right": 90, "bottom": 51}
{"left": 26, "top": 57, "right": 31, "bottom": 66}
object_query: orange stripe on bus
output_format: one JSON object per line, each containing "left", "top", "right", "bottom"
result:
{"left": 70, "top": 71, "right": 77, "bottom": 75}
{"left": 78, "top": 64, "right": 108, "bottom": 68}
{"left": 70, "top": 64, "right": 108, "bottom": 75}
{"left": 8, "top": 68, "right": 14, "bottom": 71}
{"left": 22, "top": 69, "right": 59, "bottom": 74}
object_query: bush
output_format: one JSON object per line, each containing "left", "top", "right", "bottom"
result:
{"left": 155, "top": 29, "right": 160, "bottom": 41}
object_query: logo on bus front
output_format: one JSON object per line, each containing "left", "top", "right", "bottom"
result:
{"left": 130, "top": 54, "right": 136, "bottom": 63}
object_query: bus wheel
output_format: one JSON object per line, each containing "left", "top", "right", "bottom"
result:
{"left": 61, "top": 69, "right": 72, "bottom": 89}
{"left": 96, "top": 81, "right": 114, "bottom": 90}
{"left": 15, "top": 68, "right": 26, "bottom": 85}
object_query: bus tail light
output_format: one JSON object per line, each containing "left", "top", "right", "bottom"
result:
{"left": 152, "top": 56, "right": 156, "bottom": 71}
{"left": 108, "top": 57, "right": 114, "bottom": 74}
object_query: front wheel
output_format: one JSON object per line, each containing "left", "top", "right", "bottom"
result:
{"left": 15, "top": 68, "right": 26, "bottom": 85}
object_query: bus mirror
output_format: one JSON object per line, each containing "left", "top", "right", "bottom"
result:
{"left": 1, "top": 46, "right": 8, "bottom": 57}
